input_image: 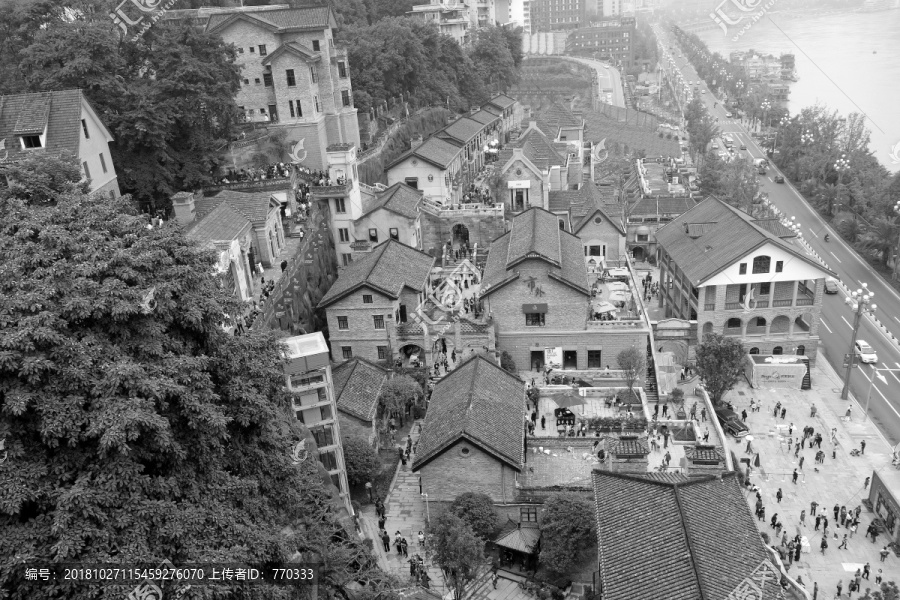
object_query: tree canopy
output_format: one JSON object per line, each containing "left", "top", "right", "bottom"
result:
{"left": 449, "top": 492, "right": 498, "bottom": 540}
{"left": 343, "top": 436, "right": 382, "bottom": 487}
{"left": 616, "top": 347, "right": 645, "bottom": 396}
{"left": 0, "top": 156, "right": 384, "bottom": 598}
{"left": 539, "top": 493, "right": 596, "bottom": 575}
{"left": 695, "top": 333, "right": 746, "bottom": 406}
{"left": 428, "top": 513, "right": 484, "bottom": 600}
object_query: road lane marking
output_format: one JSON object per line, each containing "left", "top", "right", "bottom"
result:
{"left": 809, "top": 229, "right": 819, "bottom": 238}
{"left": 895, "top": 316, "right": 900, "bottom": 324}
{"left": 841, "top": 316, "right": 852, "bottom": 328}
{"left": 830, "top": 252, "right": 842, "bottom": 263}
{"left": 821, "top": 319, "right": 833, "bottom": 333}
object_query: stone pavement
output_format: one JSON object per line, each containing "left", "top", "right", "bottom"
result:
{"left": 723, "top": 357, "right": 899, "bottom": 597}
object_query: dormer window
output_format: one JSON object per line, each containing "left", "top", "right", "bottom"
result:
{"left": 21, "top": 135, "right": 42, "bottom": 149}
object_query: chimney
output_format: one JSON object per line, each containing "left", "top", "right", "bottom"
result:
{"left": 410, "top": 135, "right": 424, "bottom": 150}
{"left": 684, "top": 444, "right": 725, "bottom": 476}
{"left": 172, "top": 191, "right": 196, "bottom": 226}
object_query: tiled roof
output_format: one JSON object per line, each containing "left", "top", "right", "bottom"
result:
{"left": 481, "top": 208, "right": 589, "bottom": 297}
{"left": 332, "top": 358, "right": 388, "bottom": 422}
{"left": 207, "top": 6, "right": 332, "bottom": 33}
{"left": 358, "top": 182, "right": 422, "bottom": 221}
{"left": 628, "top": 196, "right": 698, "bottom": 217}
{"left": 488, "top": 94, "right": 517, "bottom": 110}
{"left": 319, "top": 240, "right": 435, "bottom": 307}
{"left": 185, "top": 202, "right": 252, "bottom": 245}
{"left": 510, "top": 127, "right": 567, "bottom": 169}
{"left": 412, "top": 354, "right": 525, "bottom": 470}
{"left": 550, "top": 184, "right": 625, "bottom": 235}
{"left": 537, "top": 102, "right": 583, "bottom": 133}
{"left": 753, "top": 218, "right": 796, "bottom": 238}
{"left": 438, "top": 117, "right": 484, "bottom": 145}
{"left": 387, "top": 137, "right": 462, "bottom": 171}
{"left": 592, "top": 471, "right": 782, "bottom": 600}
{"left": 0, "top": 90, "right": 89, "bottom": 162}
{"left": 209, "top": 190, "right": 276, "bottom": 222}
{"left": 607, "top": 437, "right": 649, "bottom": 456}
{"left": 469, "top": 110, "right": 501, "bottom": 126}
{"left": 494, "top": 527, "right": 540, "bottom": 554}
{"left": 684, "top": 446, "right": 725, "bottom": 462}
{"left": 261, "top": 41, "right": 321, "bottom": 65}
{"left": 654, "top": 197, "right": 834, "bottom": 285}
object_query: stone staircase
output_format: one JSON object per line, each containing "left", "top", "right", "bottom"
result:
{"left": 467, "top": 568, "right": 532, "bottom": 600}
{"left": 645, "top": 346, "right": 660, "bottom": 405}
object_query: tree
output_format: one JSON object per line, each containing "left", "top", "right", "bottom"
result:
{"left": 0, "top": 157, "right": 388, "bottom": 598}
{"left": 699, "top": 150, "right": 727, "bottom": 198}
{"left": 0, "top": 151, "right": 89, "bottom": 205}
{"left": 450, "top": 492, "right": 498, "bottom": 540}
{"left": 468, "top": 26, "right": 519, "bottom": 93}
{"left": 670, "top": 387, "right": 685, "bottom": 416}
{"left": 428, "top": 513, "right": 485, "bottom": 600}
{"left": 862, "top": 216, "right": 899, "bottom": 267}
{"left": 859, "top": 582, "right": 899, "bottom": 600}
{"left": 695, "top": 333, "right": 746, "bottom": 406}
{"left": 378, "top": 375, "right": 422, "bottom": 427}
{"left": 343, "top": 436, "right": 381, "bottom": 487}
{"left": 721, "top": 157, "right": 759, "bottom": 213}
{"left": 539, "top": 493, "right": 596, "bottom": 574}
{"left": 500, "top": 351, "right": 518, "bottom": 374}
{"left": 617, "top": 347, "right": 645, "bottom": 398}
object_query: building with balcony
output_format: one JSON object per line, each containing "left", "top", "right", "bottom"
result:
{"left": 480, "top": 207, "right": 649, "bottom": 372}
{"left": 317, "top": 239, "right": 435, "bottom": 364}
{"left": 192, "top": 4, "right": 358, "bottom": 170}
{"left": 506, "top": 0, "right": 533, "bottom": 33}
{"left": 308, "top": 143, "right": 363, "bottom": 268}
{"left": 625, "top": 196, "right": 697, "bottom": 262}
{"left": 566, "top": 17, "right": 636, "bottom": 67}
{"left": 483, "top": 94, "right": 523, "bottom": 143}
{"left": 282, "top": 332, "right": 353, "bottom": 515}
{"left": 0, "top": 89, "right": 121, "bottom": 198}
{"left": 408, "top": 0, "right": 477, "bottom": 45}
{"left": 654, "top": 198, "right": 834, "bottom": 364}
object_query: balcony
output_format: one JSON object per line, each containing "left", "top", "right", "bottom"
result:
{"left": 796, "top": 297, "right": 814, "bottom": 306}
{"left": 309, "top": 178, "right": 352, "bottom": 198}
{"left": 420, "top": 198, "right": 504, "bottom": 218}
{"left": 725, "top": 302, "right": 743, "bottom": 310}
{"left": 772, "top": 299, "right": 793, "bottom": 307}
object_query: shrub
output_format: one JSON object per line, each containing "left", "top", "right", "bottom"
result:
{"left": 658, "top": 132, "right": 664, "bottom": 138}
{"left": 500, "top": 351, "right": 518, "bottom": 374}
{"left": 666, "top": 133, "right": 672, "bottom": 139}
{"left": 342, "top": 436, "right": 381, "bottom": 487}
{"left": 539, "top": 494, "right": 596, "bottom": 574}
{"left": 450, "top": 492, "right": 498, "bottom": 540}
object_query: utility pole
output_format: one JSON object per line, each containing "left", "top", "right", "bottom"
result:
{"left": 841, "top": 284, "right": 876, "bottom": 400}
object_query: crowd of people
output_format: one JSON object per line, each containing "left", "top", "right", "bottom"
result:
{"left": 217, "top": 163, "right": 291, "bottom": 184}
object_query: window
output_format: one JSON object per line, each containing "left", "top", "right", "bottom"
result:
{"left": 739, "top": 262, "right": 747, "bottom": 275}
{"left": 759, "top": 282, "right": 771, "bottom": 295}
{"left": 368, "top": 229, "right": 378, "bottom": 243}
{"left": 341, "top": 90, "right": 351, "bottom": 107}
{"left": 260, "top": 108, "right": 266, "bottom": 115}
{"left": 258, "top": 44, "right": 267, "bottom": 56}
{"left": 521, "top": 506, "right": 538, "bottom": 522}
{"left": 405, "top": 178, "right": 418, "bottom": 189}
{"left": 314, "top": 95, "right": 320, "bottom": 112}
{"left": 243, "top": 78, "right": 249, "bottom": 85}
{"left": 338, "top": 228, "right": 349, "bottom": 242}
{"left": 254, "top": 78, "right": 260, "bottom": 85}
{"left": 749, "top": 347, "right": 760, "bottom": 355}
{"left": 288, "top": 101, "right": 295, "bottom": 118}
{"left": 82, "top": 161, "right": 91, "bottom": 180}
{"left": 312, "top": 39, "right": 320, "bottom": 51}
{"left": 308, "top": 66, "right": 318, "bottom": 84}
{"left": 238, "top": 47, "right": 244, "bottom": 53}
{"left": 319, "top": 449, "right": 338, "bottom": 470}
{"left": 773, "top": 346, "right": 783, "bottom": 355}
{"left": 310, "top": 424, "right": 335, "bottom": 447}
{"left": 335, "top": 198, "right": 346, "bottom": 213}
{"left": 337, "top": 316, "right": 348, "bottom": 330}
{"left": 796, "top": 345, "right": 805, "bottom": 356}
{"left": 775, "top": 260, "right": 783, "bottom": 273}
{"left": 81, "top": 119, "right": 90, "bottom": 139}
{"left": 525, "top": 313, "right": 545, "bottom": 327}
{"left": 588, "top": 350, "right": 602, "bottom": 368}
{"left": 249, "top": 46, "right": 255, "bottom": 53}
{"left": 263, "top": 73, "right": 273, "bottom": 87}
{"left": 636, "top": 233, "right": 649, "bottom": 242}
{"left": 341, "top": 253, "right": 352, "bottom": 266}
{"left": 286, "top": 69, "right": 296, "bottom": 87}
{"left": 363, "top": 294, "right": 373, "bottom": 304}
{"left": 726, "top": 317, "right": 741, "bottom": 328}
{"left": 22, "top": 135, "right": 41, "bottom": 148}
{"left": 338, "top": 61, "right": 347, "bottom": 78}
{"left": 295, "top": 100, "right": 303, "bottom": 117}
{"left": 341, "top": 346, "right": 353, "bottom": 359}
{"left": 389, "top": 228, "right": 399, "bottom": 241}
{"left": 377, "top": 346, "right": 388, "bottom": 360}
{"left": 99, "top": 153, "right": 108, "bottom": 174}
{"left": 373, "top": 315, "right": 385, "bottom": 329}
{"left": 752, "top": 256, "right": 771, "bottom": 274}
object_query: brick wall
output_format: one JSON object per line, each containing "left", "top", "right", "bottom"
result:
{"left": 418, "top": 212, "right": 507, "bottom": 257}
{"left": 501, "top": 157, "right": 546, "bottom": 211}
{"left": 339, "top": 412, "right": 378, "bottom": 448}
{"left": 417, "top": 440, "right": 518, "bottom": 503}
{"left": 223, "top": 21, "right": 281, "bottom": 113}
{"left": 325, "top": 288, "right": 396, "bottom": 363}
{"left": 575, "top": 219, "right": 626, "bottom": 261}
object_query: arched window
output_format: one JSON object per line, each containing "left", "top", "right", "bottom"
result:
{"left": 749, "top": 347, "right": 760, "bottom": 354}
{"left": 796, "top": 345, "right": 805, "bottom": 356}
{"left": 752, "top": 256, "right": 771, "bottom": 274}
{"left": 726, "top": 318, "right": 742, "bottom": 328}
{"left": 773, "top": 346, "right": 783, "bottom": 355}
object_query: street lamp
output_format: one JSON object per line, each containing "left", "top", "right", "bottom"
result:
{"left": 863, "top": 368, "right": 900, "bottom": 421}
{"left": 421, "top": 492, "right": 431, "bottom": 523}
{"left": 834, "top": 153, "right": 851, "bottom": 216}
{"left": 894, "top": 201, "right": 900, "bottom": 281}
{"left": 841, "top": 284, "right": 876, "bottom": 400}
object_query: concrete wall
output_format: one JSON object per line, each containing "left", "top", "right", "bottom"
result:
{"left": 500, "top": 157, "right": 546, "bottom": 212}
{"left": 417, "top": 439, "right": 519, "bottom": 503}
{"left": 353, "top": 210, "right": 418, "bottom": 249}
{"left": 387, "top": 159, "right": 451, "bottom": 204}
{"left": 79, "top": 104, "right": 120, "bottom": 197}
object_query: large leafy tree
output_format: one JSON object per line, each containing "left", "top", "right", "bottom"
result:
{"left": 0, "top": 156, "right": 385, "bottom": 598}
{"left": 695, "top": 333, "right": 746, "bottom": 406}
{"left": 616, "top": 347, "right": 645, "bottom": 398}
{"left": 449, "top": 492, "right": 497, "bottom": 540}
{"left": 539, "top": 493, "right": 596, "bottom": 574}
{"left": 428, "top": 513, "right": 484, "bottom": 600}
{"left": 377, "top": 375, "right": 422, "bottom": 428}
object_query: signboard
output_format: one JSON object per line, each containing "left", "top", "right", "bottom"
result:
{"left": 508, "top": 180, "right": 531, "bottom": 189}
{"left": 744, "top": 355, "right": 806, "bottom": 389}
{"left": 544, "top": 347, "right": 562, "bottom": 370}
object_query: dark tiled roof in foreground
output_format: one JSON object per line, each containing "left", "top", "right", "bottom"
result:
{"left": 0, "top": 90, "right": 90, "bottom": 163}
{"left": 592, "top": 471, "right": 784, "bottom": 600}
{"left": 494, "top": 526, "right": 540, "bottom": 553}
{"left": 318, "top": 240, "right": 434, "bottom": 307}
{"left": 332, "top": 358, "right": 388, "bottom": 422}
{"left": 412, "top": 355, "right": 525, "bottom": 471}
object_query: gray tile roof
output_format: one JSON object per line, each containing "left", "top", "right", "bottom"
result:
{"left": 208, "top": 190, "right": 277, "bottom": 223}
{"left": 469, "top": 110, "right": 501, "bottom": 126}
{"left": 0, "top": 90, "right": 90, "bottom": 162}
{"left": 412, "top": 354, "right": 525, "bottom": 470}
{"left": 628, "top": 196, "right": 698, "bottom": 217}
{"left": 509, "top": 126, "right": 567, "bottom": 169}
{"left": 494, "top": 527, "right": 540, "bottom": 553}
{"left": 481, "top": 208, "right": 589, "bottom": 297}
{"left": 488, "top": 94, "right": 517, "bottom": 110}
{"left": 185, "top": 202, "right": 252, "bottom": 246}
{"left": 537, "top": 102, "right": 583, "bottom": 132}
{"left": 387, "top": 136, "right": 462, "bottom": 171}
{"left": 438, "top": 117, "right": 484, "bottom": 145}
{"left": 318, "top": 240, "right": 435, "bottom": 307}
{"left": 332, "top": 358, "right": 388, "bottom": 422}
{"left": 261, "top": 41, "right": 321, "bottom": 65}
{"left": 207, "top": 6, "right": 333, "bottom": 33}
{"left": 592, "top": 471, "right": 783, "bottom": 600}
{"left": 550, "top": 183, "right": 625, "bottom": 235}
{"left": 654, "top": 197, "right": 834, "bottom": 285}
{"left": 357, "top": 182, "right": 422, "bottom": 221}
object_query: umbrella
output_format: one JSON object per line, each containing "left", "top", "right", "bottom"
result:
{"left": 745, "top": 435, "right": 754, "bottom": 442}
{"left": 547, "top": 392, "right": 586, "bottom": 409}
{"left": 608, "top": 281, "right": 628, "bottom": 291}
{"left": 593, "top": 301, "right": 617, "bottom": 314}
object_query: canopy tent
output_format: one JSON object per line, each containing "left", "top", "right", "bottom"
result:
{"left": 607, "top": 281, "right": 629, "bottom": 292}
{"left": 593, "top": 301, "right": 617, "bottom": 314}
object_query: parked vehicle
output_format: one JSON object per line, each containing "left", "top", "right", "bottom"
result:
{"left": 824, "top": 277, "right": 839, "bottom": 294}
{"left": 774, "top": 175, "right": 785, "bottom": 183}
{"left": 714, "top": 407, "right": 750, "bottom": 438}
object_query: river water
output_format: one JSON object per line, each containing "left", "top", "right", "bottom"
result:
{"left": 695, "top": 7, "right": 900, "bottom": 172}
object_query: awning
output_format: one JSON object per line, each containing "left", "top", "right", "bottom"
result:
{"left": 522, "top": 303, "right": 547, "bottom": 314}
{"left": 508, "top": 180, "right": 531, "bottom": 189}
{"left": 494, "top": 527, "right": 540, "bottom": 554}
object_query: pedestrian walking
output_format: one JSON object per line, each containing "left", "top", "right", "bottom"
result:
{"left": 880, "top": 546, "right": 890, "bottom": 561}
{"left": 789, "top": 423, "right": 794, "bottom": 435}
{"left": 846, "top": 405, "right": 852, "bottom": 420}
{"left": 863, "top": 563, "right": 870, "bottom": 580}
{"left": 800, "top": 510, "right": 806, "bottom": 526}
{"left": 850, "top": 520, "right": 858, "bottom": 537}
{"left": 840, "top": 506, "right": 847, "bottom": 526}
{"left": 860, "top": 440, "right": 866, "bottom": 454}
{"left": 876, "top": 570, "right": 883, "bottom": 584}
{"left": 811, "top": 500, "right": 818, "bottom": 515}
{"left": 820, "top": 537, "right": 828, "bottom": 554}
{"left": 774, "top": 402, "right": 781, "bottom": 418}
{"left": 836, "top": 581, "right": 842, "bottom": 596}
{"left": 400, "top": 537, "right": 409, "bottom": 557}
{"left": 799, "top": 455, "right": 805, "bottom": 470}
{"left": 771, "top": 513, "right": 779, "bottom": 528}
{"left": 701, "top": 407, "right": 707, "bottom": 421}
{"left": 815, "top": 515, "right": 822, "bottom": 531}
{"left": 834, "top": 504, "right": 840, "bottom": 521}
{"left": 776, "top": 488, "right": 783, "bottom": 503}
{"left": 381, "top": 530, "right": 391, "bottom": 552}
{"left": 781, "top": 407, "right": 786, "bottom": 419}
{"left": 541, "top": 415, "right": 546, "bottom": 430}
{"left": 792, "top": 469, "right": 799, "bottom": 484}
{"left": 839, "top": 534, "right": 848, "bottom": 549}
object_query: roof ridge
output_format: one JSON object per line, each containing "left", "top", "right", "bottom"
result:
{"left": 672, "top": 485, "right": 708, "bottom": 600}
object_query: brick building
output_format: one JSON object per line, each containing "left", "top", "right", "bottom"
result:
{"left": 0, "top": 89, "right": 121, "bottom": 198}
{"left": 529, "top": 0, "right": 586, "bottom": 32}
{"left": 654, "top": 198, "right": 834, "bottom": 364}
{"left": 318, "top": 239, "right": 435, "bottom": 364}
{"left": 197, "top": 4, "right": 359, "bottom": 171}
{"left": 566, "top": 17, "right": 636, "bottom": 67}
{"left": 625, "top": 195, "right": 697, "bottom": 262}
{"left": 480, "top": 207, "right": 649, "bottom": 373}
{"left": 412, "top": 354, "right": 525, "bottom": 504}
{"left": 332, "top": 357, "right": 389, "bottom": 449}
{"left": 351, "top": 182, "right": 423, "bottom": 254}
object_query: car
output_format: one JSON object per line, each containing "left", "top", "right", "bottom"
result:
{"left": 712, "top": 143, "right": 719, "bottom": 149}
{"left": 758, "top": 166, "right": 766, "bottom": 175}
{"left": 714, "top": 407, "right": 750, "bottom": 438}
{"left": 855, "top": 341, "right": 878, "bottom": 364}
{"left": 725, "top": 112, "right": 732, "bottom": 118}
{"left": 740, "top": 144, "right": 747, "bottom": 150}
{"left": 775, "top": 175, "right": 785, "bottom": 183}
{"left": 824, "top": 277, "right": 839, "bottom": 294}
{"left": 701, "top": 89, "right": 706, "bottom": 94}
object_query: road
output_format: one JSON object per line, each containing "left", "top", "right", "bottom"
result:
{"left": 656, "top": 25, "right": 900, "bottom": 447}
{"left": 565, "top": 56, "right": 626, "bottom": 108}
